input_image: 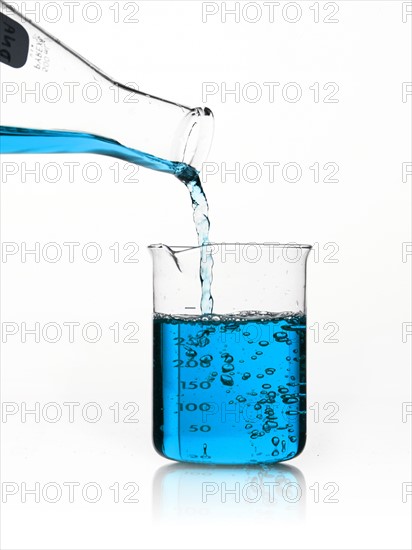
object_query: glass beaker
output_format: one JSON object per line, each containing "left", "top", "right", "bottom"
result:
{"left": 0, "top": 1, "right": 214, "bottom": 170}
{"left": 149, "top": 243, "right": 312, "bottom": 465}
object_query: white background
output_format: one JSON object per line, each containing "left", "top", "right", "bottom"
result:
{"left": 1, "top": 1, "right": 411, "bottom": 549}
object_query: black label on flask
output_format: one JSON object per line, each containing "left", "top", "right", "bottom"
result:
{"left": 0, "top": 12, "right": 29, "bottom": 68}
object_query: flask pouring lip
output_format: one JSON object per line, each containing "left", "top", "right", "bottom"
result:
{"left": 172, "top": 107, "right": 215, "bottom": 170}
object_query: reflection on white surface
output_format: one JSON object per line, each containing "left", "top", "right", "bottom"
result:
{"left": 153, "top": 462, "right": 305, "bottom": 522}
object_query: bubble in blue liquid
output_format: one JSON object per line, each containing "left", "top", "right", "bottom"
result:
{"left": 265, "top": 368, "right": 275, "bottom": 375}
{"left": 243, "top": 332, "right": 250, "bottom": 337}
{"left": 236, "top": 395, "right": 246, "bottom": 402}
{"left": 259, "top": 340, "right": 269, "bottom": 347}
{"left": 283, "top": 396, "right": 299, "bottom": 404}
{"left": 221, "top": 375, "right": 234, "bottom": 386}
{"left": 286, "top": 356, "right": 291, "bottom": 361}
{"left": 222, "top": 364, "right": 234, "bottom": 373}
{"left": 186, "top": 349, "right": 197, "bottom": 357}
{"left": 272, "top": 449, "right": 279, "bottom": 456}
{"left": 198, "top": 336, "right": 210, "bottom": 347}
{"left": 273, "top": 331, "right": 288, "bottom": 343}
{"left": 262, "top": 383, "right": 271, "bottom": 389}
{"left": 222, "top": 353, "right": 233, "bottom": 363}
{"left": 289, "top": 435, "right": 297, "bottom": 442}
{"left": 278, "top": 386, "right": 288, "bottom": 394}
{"left": 245, "top": 423, "right": 252, "bottom": 429}
{"left": 242, "top": 372, "right": 251, "bottom": 380}
{"left": 211, "top": 371, "right": 218, "bottom": 376}
{"left": 256, "top": 351, "right": 263, "bottom": 356}
{"left": 272, "top": 436, "right": 280, "bottom": 446}
{"left": 251, "top": 356, "right": 257, "bottom": 360}
{"left": 256, "top": 374, "right": 264, "bottom": 379}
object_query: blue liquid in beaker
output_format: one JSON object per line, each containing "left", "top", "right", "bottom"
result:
{"left": 153, "top": 312, "right": 306, "bottom": 464}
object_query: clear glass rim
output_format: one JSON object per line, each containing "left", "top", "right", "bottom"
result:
{"left": 148, "top": 242, "right": 313, "bottom": 252}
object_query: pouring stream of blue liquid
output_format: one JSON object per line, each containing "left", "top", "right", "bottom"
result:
{"left": 0, "top": 125, "right": 214, "bottom": 313}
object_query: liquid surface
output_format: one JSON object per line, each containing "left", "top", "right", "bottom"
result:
{"left": 153, "top": 312, "right": 306, "bottom": 464}
{"left": 0, "top": 125, "right": 214, "bottom": 312}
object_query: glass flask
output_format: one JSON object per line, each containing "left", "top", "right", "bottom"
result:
{"left": 0, "top": 1, "right": 214, "bottom": 171}
{"left": 149, "top": 243, "right": 312, "bottom": 465}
